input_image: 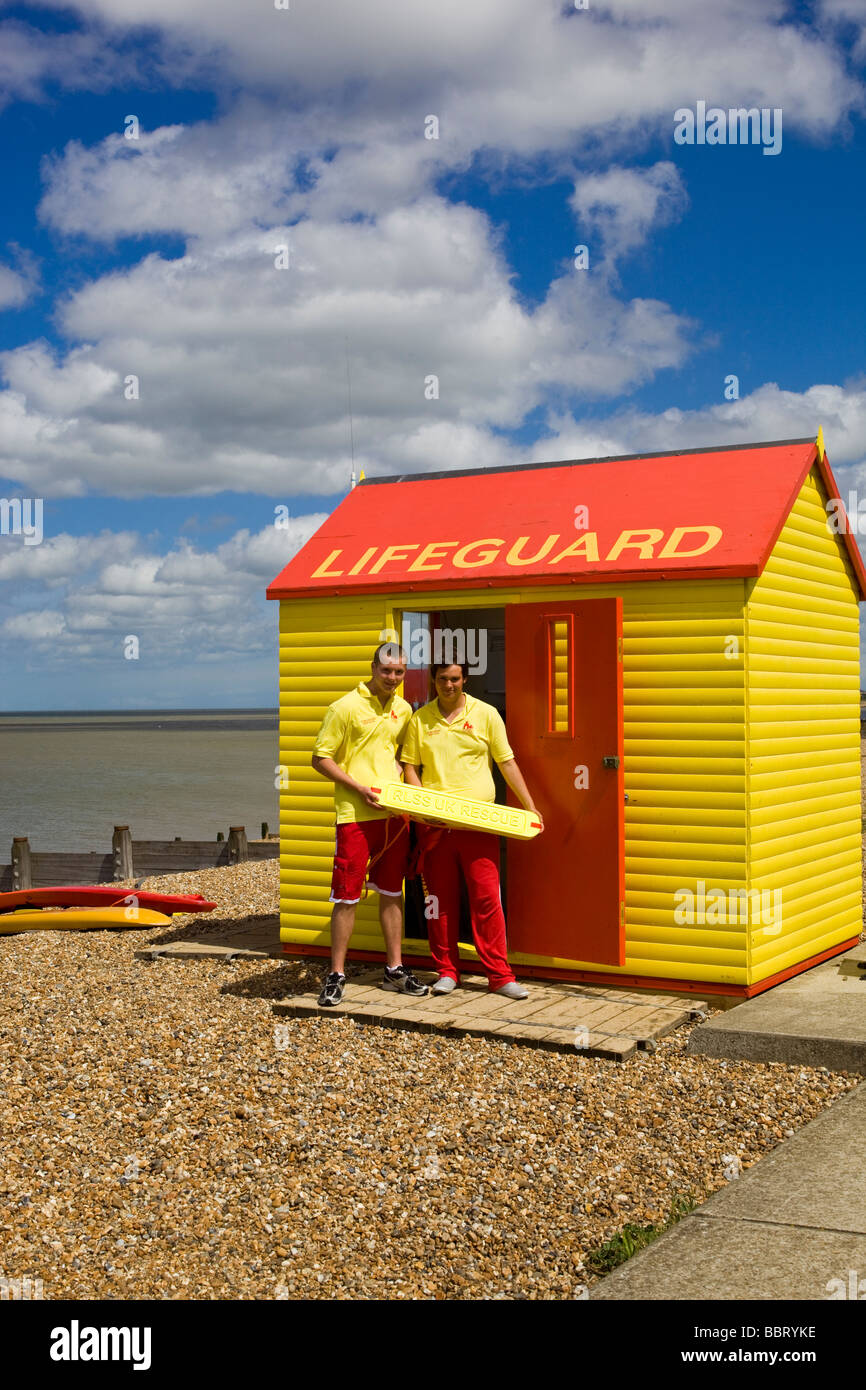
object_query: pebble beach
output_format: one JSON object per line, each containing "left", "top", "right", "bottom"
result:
{"left": 0, "top": 857, "right": 860, "bottom": 1301}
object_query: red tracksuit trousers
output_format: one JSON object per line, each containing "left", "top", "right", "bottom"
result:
{"left": 422, "top": 828, "right": 515, "bottom": 991}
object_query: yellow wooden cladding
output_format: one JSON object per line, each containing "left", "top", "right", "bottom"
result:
{"left": 276, "top": 464, "right": 861, "bottom": 990}
{"left": 278, "top": 597, "right": 393, "bottom": 944}
{"left": 745, "top": 464, "right": 861, "bottom": 984}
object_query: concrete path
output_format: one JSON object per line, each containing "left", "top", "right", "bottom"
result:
{"left": 687, "top": 942, "right": 866, "bottom": 1072}
{"left": 591, "top": 1081, "right": 866, "bottom": 1300}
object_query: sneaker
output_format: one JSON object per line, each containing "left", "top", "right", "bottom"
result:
{"left": 382, "top": 965, "right": 429, "bottom": 996}
{"left": 492, "top": 981, "right": 529, "bottom": 1000}
{"left": 317, "top": 971, "right": 346, "bottom": 1007}
{"left": 431, "top": 975, "right": 457, "bottom": 995}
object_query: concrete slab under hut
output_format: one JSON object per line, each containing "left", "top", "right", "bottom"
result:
{"left": 135, "top": 916, "right": 282, "bottom": 963}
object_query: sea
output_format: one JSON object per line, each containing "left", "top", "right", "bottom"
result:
{"left": 0, "top": 710, "right": 280, "bottom": 854}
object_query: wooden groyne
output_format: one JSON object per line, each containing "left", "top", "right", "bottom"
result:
{"left": 0, "top": 824, "right": 279, "bottom": 891}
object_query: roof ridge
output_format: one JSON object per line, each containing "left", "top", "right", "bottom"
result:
{"left": 359, "top": 437, "right": 816, "bottom": 487}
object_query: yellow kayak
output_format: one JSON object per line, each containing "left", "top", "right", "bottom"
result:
{"left": 0, "top": 906, "right": 172, "bottom": 934}
{"left": 372, "top": 783, "right": 543, "bottom": 839}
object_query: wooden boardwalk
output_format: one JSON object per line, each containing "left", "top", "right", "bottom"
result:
{"left": 273, "top": 968, "right": 706, "bottom": 1062}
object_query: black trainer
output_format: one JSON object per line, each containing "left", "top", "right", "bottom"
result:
{"left": 382, "top": 965, "right": 429, "bottom": 997}
{"left": 317, "top": 971, "right": 346, "bottom": 1007}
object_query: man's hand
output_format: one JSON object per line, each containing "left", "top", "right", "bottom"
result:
{"left": 358, "top": 786, "right": 381, "bottom": 809}
{"left": 528, "top": 808, "right": 544, "bottom": 832}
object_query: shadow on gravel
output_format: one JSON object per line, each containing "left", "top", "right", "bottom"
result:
{"left": 219, "top": 957, "right": 371, "bottom": 1002}
{"left": 143, "top": 912, "right": 280, "bottom": 946}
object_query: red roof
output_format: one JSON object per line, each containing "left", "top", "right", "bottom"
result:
{"left": 267, "top": 438, "right": 866, "bottom": 601}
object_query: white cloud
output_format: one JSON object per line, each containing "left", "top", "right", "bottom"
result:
{"left": 542, "top": 380, "right": 866, "bottom": 470}
{"left": 0, "top": 515, "right": 325, "bottom": 669}
{"left": 0, "top": 529, "right": 134, "bottom": 583}
{"left": 570, "top": 162, "right": 688, "bottom": 264}
{"left": 0, "top": 342, "right": 117, "bottom": 414}
{"left": 820, "top": 1, "right": 866, "bottom": 62}
{"left": 0, "top": 260, "right": 36, "bottom": 311}
{"left": 21, "top": 1, "right": 861, "bottom": 146}
{"left": 39, "top": 119, "right": 299, "bottom": 242}
{"left": 3, "top": 609, "right": 65, "bottom": 640}
{"left": 1, "top": 186, "right": 697, "bottom": 497}
{"left": 0, "top": 16, "right": 143, "bottom": 111}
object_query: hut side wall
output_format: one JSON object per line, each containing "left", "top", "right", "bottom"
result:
{"left": 619, "top": 579, "right": 749, "bottom": 986}
{"left": 746, "top": 465, "right": 862, "bottom": 985}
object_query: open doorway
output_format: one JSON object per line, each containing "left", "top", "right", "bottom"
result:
{"left": 398, "top": 597, "right": 625, "bottom": 968}
{"left": 398, "top": 607, "right": 507, "bottom": 947}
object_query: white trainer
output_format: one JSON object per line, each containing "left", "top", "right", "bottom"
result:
{"left": 492, "top": 981, "right": 529, "bottom": 1000}
{"left": 432, "top": 976, "right": 457, "bottom": 995}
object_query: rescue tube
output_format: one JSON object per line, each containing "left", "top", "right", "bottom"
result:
{"left": 372, "top": 783, "right": 542, "bottom": 839}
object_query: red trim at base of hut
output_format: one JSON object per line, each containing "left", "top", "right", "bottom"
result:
{"left": 280, "top": 936, "right": 859, "bottom": 999}
{"left": 739, "top": 938, "right": 861, "bottom": 997}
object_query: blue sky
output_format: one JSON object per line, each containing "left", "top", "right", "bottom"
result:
{"left": 1, "top": 0, "right": 865, "bottom": 707}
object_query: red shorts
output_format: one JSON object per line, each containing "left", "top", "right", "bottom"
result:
{"left": 329, "top": 818, "right": 409, "bottom": 904}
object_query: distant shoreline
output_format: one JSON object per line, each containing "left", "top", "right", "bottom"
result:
{"left": 0, "top": 708, "right": 277, "bottom": 716}
{"left": 0, "top": 709, "right": 278, "bottom": 733}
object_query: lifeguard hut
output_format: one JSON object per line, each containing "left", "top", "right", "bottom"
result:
{"left": 267, "top": 434, "right": 864, "bottom": 997}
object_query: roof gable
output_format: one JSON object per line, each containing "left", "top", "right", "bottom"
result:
{"left": 267, "top": 438, "right": 866, "bottom": 601}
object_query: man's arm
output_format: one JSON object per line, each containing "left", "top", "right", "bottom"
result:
{"left": 498, "top": 759, "right": 544, "bottom": 829}
{"left": 399, "top": 761, "right": 437, "bottom": 825}
{"left": 311, "top": 753, "right": 381, "bottom": 810}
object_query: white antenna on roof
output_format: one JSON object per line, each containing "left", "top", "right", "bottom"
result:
{"left": 345, "top": 337, "right": 356, "bottom": 489}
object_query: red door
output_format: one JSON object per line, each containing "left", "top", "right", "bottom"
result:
{"left": 505, "top": 597, "right": 624, "bottom": 965}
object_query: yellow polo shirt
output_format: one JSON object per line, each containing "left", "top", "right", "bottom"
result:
{"left": 401, "top": 694, "right": 514, "bottom": 803}
{"left": 314, "top": 681, "right": 412, "bottom": 824}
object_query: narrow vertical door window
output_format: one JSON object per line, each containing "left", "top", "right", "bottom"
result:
{"left": 547, "top": 615, "right": 572, "bottom": 735}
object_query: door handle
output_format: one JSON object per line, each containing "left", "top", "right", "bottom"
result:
{"left": 603, "top": 755, "right": 620, "bottom": 769}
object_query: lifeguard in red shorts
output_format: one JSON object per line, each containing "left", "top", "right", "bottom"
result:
{"left": 401, "top": 662, "right": 543, "bottom": 999}
{"left": 312, "top": 643, "right": 429, "bottom": 1008}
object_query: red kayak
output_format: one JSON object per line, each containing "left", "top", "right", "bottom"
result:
{"left": 0, "top": 886, "right": 217, "bottom": 916}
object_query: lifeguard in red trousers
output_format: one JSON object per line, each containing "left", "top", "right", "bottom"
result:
{"left": 311, "top": 643, "right": 429, "bottom": 1008}
{"left": 401, "top": 661, "right": 543, "bottom": 999}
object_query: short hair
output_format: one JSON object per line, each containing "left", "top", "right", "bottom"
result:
{"left": 372, "top": 641, "right": 408, "bottom": 668}
{"left": 432, "top": 660, "right": 469, "bottom": 682}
